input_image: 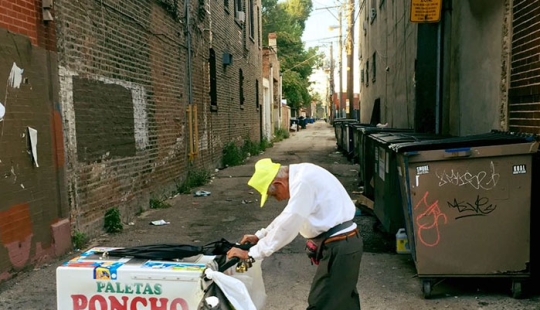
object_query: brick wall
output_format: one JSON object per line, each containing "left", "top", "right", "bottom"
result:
{"left": 0, "top": 27, "right": 69, "bottom": 282}
{"left": 0, "top": 0, "right": 56, "bottom": 50}
{"left": 55, "top": 0, "right": 262, "bottom": 235}
{"left": 508, "top": 0, "right": 540, "bottom": 134}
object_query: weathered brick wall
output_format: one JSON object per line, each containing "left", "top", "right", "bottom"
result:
{"left": 0, "top": 0, "right": 56, "bottom": 50}
{"left": 508, "top": 0, "right": 540, "bottom": 134}
{"left": 55, "top": 0, "right": 262, "bottom": 235}
{"left": 0, "top": 26, "right": 69, "bottom": 282}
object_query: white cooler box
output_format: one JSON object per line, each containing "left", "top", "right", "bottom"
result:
{"left": 57, "top": 247, "right": 219, "bottom": 310}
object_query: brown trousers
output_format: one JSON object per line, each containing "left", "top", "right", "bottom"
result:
{"left": 307, "top": 232, "right": 363, "bottom": 310}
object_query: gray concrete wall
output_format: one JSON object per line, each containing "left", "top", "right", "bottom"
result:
{"left": 358, "top": 0, "right": 417, "bottom": 128}
{"left": 446, "top": 0, "right": 507, "bottom": 135}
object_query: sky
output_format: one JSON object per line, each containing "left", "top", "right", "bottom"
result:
{"left": 302, "top": 0, "right": 344, "bottom": 50}
{"left": 304, "top": 0, "right": 347, "bottom": 98}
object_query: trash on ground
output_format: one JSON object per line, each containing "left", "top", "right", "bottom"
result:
{"left": 150, "top": 219, "right": 170, "bottom": 226}
{"left": 194, "top": 190, "right": 211, "bottom": 197}
{"left": 242, "top": 200, "right": 252, "bottom": 204}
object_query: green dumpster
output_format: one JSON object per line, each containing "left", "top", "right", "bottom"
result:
{"left": 357, "top": 127, "right": 413, "bottom": 199}
{"left": 369, "top": 132, "right": 445, "bottom": 235}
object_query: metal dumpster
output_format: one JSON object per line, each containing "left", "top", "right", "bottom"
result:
{"left": 369, "top": 132, "right": 445, "bottom": 235}
{"left": 348, "top": 123, "right": 373, "bottom": 163}
{"left": 357, "top": 127, "right": 413, "bottom": 199}
{"left": 392, "top": 132, "right": 539, "bottom": 299}
{"left": 334, "top": 118, "right": 357, "bottom": 153}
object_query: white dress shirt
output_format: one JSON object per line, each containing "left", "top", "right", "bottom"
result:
{"left": 248, "top": 163, "right": 357, "bottom": 261}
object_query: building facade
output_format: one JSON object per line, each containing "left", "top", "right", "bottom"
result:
{"left": 357, "top": 0, "right": 539, "bottom": 135}
{"left": 0, "top": 0, "right": 263, "bottom": 282}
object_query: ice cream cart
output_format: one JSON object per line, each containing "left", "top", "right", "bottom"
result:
{"left": 56, "top": 246, "right": 265, "bottom": 310}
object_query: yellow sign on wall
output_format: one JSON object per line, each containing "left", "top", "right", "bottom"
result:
{"left": 410, "top": 0, "right": 442, "bottom": 23}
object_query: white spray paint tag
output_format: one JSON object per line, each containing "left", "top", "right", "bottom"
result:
{"left": 9, "top": 62, "right": 24, "bottom": 89}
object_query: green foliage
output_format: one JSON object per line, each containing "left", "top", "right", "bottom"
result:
{"left": 241, "top": 138, "right": 262, "bottom": 157}
{"left": 150, "top": 198, "right": 172, "bottom": 209}
{"left": 72, "top": 231, "right": 88, "bottom": 250}
{"left": 176, "top": 167, "right": 211, "bottom": 194}
{"left": 261, "top": 0, "right": 321, "bottom": 111}
{"left": 273, "top": 128, "right": 290, "bottom": 142}
{"left": 104, "top": 208, "right": 123, "bottom": 234}
{"left": 222, "top": 141, "right": 244, "bottom": 167}
{"left": 222, "top": 137, "right": 272, "bottom": 167}
{"left": 260, "top": 137, "right": 273, "bottom": 150}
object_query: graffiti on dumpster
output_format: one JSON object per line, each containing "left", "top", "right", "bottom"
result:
{"left": 435, "top": 161, "right": 500, "bottom": 190}
{"left": 447, "top": 195, "right": 497, "bottom": 220}
{"left": 414, "top": 191, "right": 448, "bottom": 247}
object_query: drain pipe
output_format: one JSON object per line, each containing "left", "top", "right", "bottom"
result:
{"left": 184, "top": 0, "right": 193, "bottom": 105}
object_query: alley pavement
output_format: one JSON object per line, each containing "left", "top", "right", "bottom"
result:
{"left": 0, "top": 120, "right": 539, "bottom": 309}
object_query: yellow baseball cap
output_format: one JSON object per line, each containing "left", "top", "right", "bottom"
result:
{"left": 248, "top": 158, "right": 281, "bottom": 207}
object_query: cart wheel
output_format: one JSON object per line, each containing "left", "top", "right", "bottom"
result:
{"left": 511, "top": 280, "right": 522, "bottom": 299}
{"left": 422, "top": 280, "right": 432, "bottom": 299}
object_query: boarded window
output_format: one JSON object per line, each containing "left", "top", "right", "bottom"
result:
{"left": 73, "top": 77, "right": 136, "bottom": 162}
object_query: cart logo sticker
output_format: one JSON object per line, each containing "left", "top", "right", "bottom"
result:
{"left": 416, "top": 165, "right": 429, "bottom": 175}
{"left": 69, "top": 282, "right": 189, "bottom": 310}
{"left": 94, "top": 262, "right": 123, "bottom": 280}
{"left": 435, "top": 161, "right": 500, "bottom": 190}
{"left": 414, "top": 191, "right": 447, "bottom": 247}
{"left": 142, "top": 261, "right": 206, "bottom": 271}
{"left": 512, "top": 164, "right": 526, "bottom": 175}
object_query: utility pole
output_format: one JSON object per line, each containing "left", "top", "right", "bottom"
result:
{"left": 346, "top": 0, "right": 355, "bottom": 119}
{"left": 338, "top": 8, "right": 344, "bottom": 118}
{"left": 329, "top": 43, "right": 335, "bottom": 121}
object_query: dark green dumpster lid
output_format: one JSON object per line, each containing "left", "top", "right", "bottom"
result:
{"left": 391, "top": 131, "right": 538, "bottom": 153}
{"left": 369, "top": 132, "right": 445, "bottom": 148}
{"left": 358, "top": 127, "right": 414, "bottom": 134}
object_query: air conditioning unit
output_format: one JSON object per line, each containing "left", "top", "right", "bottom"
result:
{"left": 237, "top": 11, "right": 245, "bottom": 23}
{"left": 43, "top": 0, "right": 53, "bottom": 8}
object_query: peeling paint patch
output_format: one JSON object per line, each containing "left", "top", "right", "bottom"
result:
{"left": 96, "top": 76, "right": 149, "bottom": 151}
{"left": 8, "top": 62, "right": 24, "bottom": 89}
{"left": 0, "top": 203, "right": 33, "bottom": 268}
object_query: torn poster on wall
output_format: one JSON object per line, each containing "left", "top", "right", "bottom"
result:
{"left": 9, "top": 62, "right": 24, "bottom": 89}
{"left": 0, "top": 102, "right": 4, "bottom": 122}
{"left": 28, "top": 127, "right": 38, "bottom": 167}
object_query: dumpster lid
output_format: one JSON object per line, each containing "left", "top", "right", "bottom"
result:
{"left": 391, "top": 131, "right": 539, "bottom": 153}
{"left": 358, "top": 127, "right": 414, "bottom": 134}
{"left": 369, "top": 132, "right": 446, "bottom": 147}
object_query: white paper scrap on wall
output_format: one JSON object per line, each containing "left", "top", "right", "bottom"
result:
{"left": 28, "top": 127, "right": 39, "bottom": 167}
{"left": 0, "top": 102, "right": 4, "bottom": 122}
{"left": 9, "top": 63, "right": 24, "bottom": 89}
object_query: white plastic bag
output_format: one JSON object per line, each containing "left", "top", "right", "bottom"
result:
{"left": 231, "top": 260, "right": 266, "bottom": 309}
{"left": 204, "top": 268, "right": 257, "bottom": 310}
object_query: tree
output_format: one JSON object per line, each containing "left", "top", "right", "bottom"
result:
{"left": 262, "top": 0, "right": 322, "bottom": 111}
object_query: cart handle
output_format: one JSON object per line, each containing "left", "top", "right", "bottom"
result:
{"left": 218, "top": 257, "right": 240, "bottom": 272}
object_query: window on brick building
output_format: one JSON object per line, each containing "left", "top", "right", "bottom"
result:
{"left": 257, "top": 7, "right": 262, "bottom": 47}
{"left": 234, "top": 0, "right": 244, "bottom": 22}
{"left": 209, "top": 49, "right": 218, "bottom": 111}
{"left": 255, "top": 79, "right": 260, "bottom": 110}
{"left": 239, "top": 69, "right": 245, "bottom": 108}
{"left": 249, "top": 0, "right": 255, "bottom": 40}
{"left": 366, "top": 60, "right": 369, "bottom": 87}
{"left": 224, "top": 0, "right": 230, "bottom": 12}
{"left": 372, "top": 52, "right": 376, "bottom": 83}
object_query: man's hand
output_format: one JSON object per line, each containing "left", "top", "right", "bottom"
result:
{"left": 227, "top": 247, "right": 249, "bottom": 260}
{"left": 240, "top": 234, "right": 259, "bottom": 245}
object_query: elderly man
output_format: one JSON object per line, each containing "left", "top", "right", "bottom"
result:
{"left": 227, "top": 158, "right": 363, "bottom": 309}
